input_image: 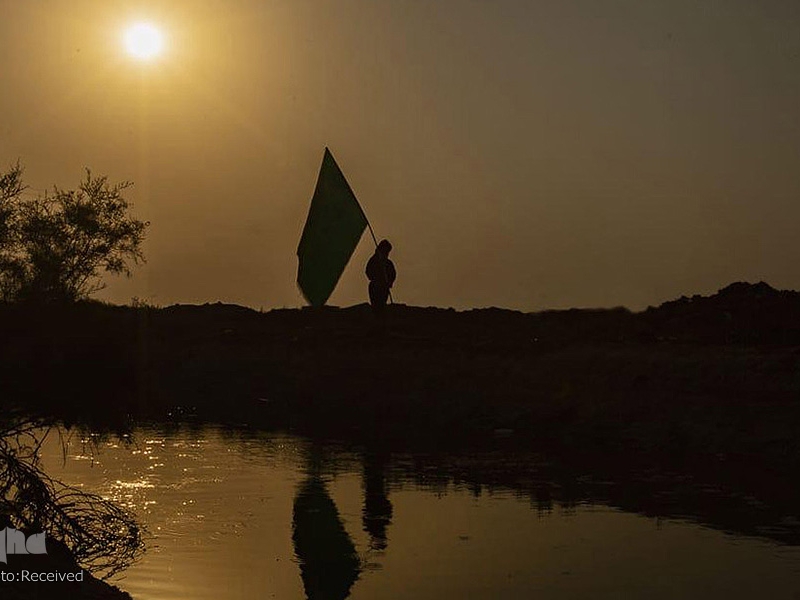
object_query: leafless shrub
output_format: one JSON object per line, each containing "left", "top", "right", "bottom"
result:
{"left": 0, "top": 418, "right": 144, "bottom": 579}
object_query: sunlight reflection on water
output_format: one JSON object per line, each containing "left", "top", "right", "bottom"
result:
{"left": 39, "top": 426, "right": 800, "bottom": 600}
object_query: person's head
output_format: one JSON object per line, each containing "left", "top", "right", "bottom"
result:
{"left": 377, "top": 239, "right": 392, "bottom": 256}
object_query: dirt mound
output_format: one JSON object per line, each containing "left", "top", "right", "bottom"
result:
{"left": 645, "top": 281, "right": 800, "bottom": 343}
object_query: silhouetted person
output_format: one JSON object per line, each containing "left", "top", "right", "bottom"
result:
{"left": 362, "top": 450, "right": 393, "bottom": 551}
{"left": 366, "top": 239, "right": 396, "bottom": 317}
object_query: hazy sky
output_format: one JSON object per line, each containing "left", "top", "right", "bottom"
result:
{"left": 1, "top": 0, "right": 799, "bottom": 310}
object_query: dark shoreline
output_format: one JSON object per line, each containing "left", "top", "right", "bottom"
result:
{"left": 3, "top": 281, "right": 799, "bottom": 467}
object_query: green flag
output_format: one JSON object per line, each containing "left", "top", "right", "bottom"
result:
{"left": 297, "top": 148, "right": 369, "bottom": 307}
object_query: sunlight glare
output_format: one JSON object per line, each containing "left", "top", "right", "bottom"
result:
{"left": 124, "top": 23, "right": 165, "bottom": 61}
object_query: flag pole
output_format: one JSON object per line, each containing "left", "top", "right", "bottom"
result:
{"left": 366, "top": 222, "right": 379, "bottom": 247}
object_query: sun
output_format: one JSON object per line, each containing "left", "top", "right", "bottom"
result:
{"left": 123, "top": 23, "right": 165, "bottom": 60}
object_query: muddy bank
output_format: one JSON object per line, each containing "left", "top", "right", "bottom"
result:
{"left": 1, "top": 282, "right": 799, "bottom": 467}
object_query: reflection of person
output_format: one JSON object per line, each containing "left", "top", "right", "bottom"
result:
{"left": 365, "top": 240, "right": 396, "bottom": 317}
{"left": 362, "top": 451, "right": 393, "bottom": 551}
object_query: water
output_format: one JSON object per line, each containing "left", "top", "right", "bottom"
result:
{"left": 39, "top": 425, "right": 800, "bottom": 599}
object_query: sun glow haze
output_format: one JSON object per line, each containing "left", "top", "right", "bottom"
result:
{"left": 123, "top": 22, "right": 164, "bottom": 60}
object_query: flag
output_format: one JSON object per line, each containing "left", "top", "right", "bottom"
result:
{"left": 297, "top": 148, "right": 369, "bottom": 307}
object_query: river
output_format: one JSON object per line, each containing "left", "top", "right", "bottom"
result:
{"left": 40, "top": 425, "right": 800, "bottom": 599}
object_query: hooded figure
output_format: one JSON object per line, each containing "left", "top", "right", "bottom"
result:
{"left": 365, "top": 240, "right": 396, "bottom": 316}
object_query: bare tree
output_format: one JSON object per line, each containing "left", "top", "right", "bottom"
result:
{"left": 0, "top": 419, "right": 144, "bottom": 579}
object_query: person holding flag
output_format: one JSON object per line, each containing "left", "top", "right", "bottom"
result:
{"left": 365, "top": 239, "right": 396, "bottom": 318}
{"left": 297, "top": 148, "right": 395, "bottom": 312}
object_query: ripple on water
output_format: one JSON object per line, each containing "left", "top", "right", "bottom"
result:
{"left": 37, "top": 426, "right": 800, "bottom": 600}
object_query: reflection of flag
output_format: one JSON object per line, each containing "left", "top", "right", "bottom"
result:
{"left": 293, "top": 475, "right": 361, "bottom": 600}
{"left": 297, "top": 148, "right": 368, "bottom": 307}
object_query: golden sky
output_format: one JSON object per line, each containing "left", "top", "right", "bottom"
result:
{"left": 1, "top": 0, "right": 799, "bottom": 310}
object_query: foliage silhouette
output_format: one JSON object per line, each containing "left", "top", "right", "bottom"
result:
{"left": 0, "top": 163, "right": 148, "bottom": 303}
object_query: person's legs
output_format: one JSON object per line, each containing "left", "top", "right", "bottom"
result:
{"left": 369, "top": 282, "right": 389, "bottom": 317}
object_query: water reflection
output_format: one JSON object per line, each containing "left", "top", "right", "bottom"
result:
{"left": 362, "top": 449, "right": 393, "bottom": 553}
{"left": 35, "top": 426, "right": 800, "bottom": 600}
{"left": 293, "top": 444, "right": 361, "bottom": 600}
{"left": 292, "top": 445, "right": 396, "bottom": 599}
